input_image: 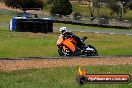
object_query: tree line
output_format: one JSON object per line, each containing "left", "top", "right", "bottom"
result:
{"left": 4, "top": 0, "right": 44, "bottom": 9}
{"left": 2, "top": 0, "right": 132, "bottom": 20}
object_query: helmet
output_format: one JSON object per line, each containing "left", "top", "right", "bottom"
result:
{"left": 59, "top": 27, "right": 67, "bottom": 35}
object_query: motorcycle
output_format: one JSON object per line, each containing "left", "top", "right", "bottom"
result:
{"left": 56, "top": 35, "right": 98, "bottom": 56}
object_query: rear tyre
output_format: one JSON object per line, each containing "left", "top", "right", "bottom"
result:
{"left": 86, "top": 45, "right": 98, "bottom": 56}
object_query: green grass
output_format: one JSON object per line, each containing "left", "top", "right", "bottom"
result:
{"left": 0, "top": 14, "right": 11, "bottom": 24}
{"left": 123, "top": 10, "right": 132, "bottom": 21}
{"left": 0, "top": 65, "right": 132, "bottom": 88}
{"left": 54, "top": 23, "right": 132, "bottom": 31}
{"left": 0, "top": 26, "right": 132, "bottom": 58}
{"left": 0, "top": 10, "right": 27, "bottom": 24}
{"left": 72, "top": 3, "right": 90, "bottom": 16}
{"left": 0, "top": 27, "right": 59, "bottom": 58}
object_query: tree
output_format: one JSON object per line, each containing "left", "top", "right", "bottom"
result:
{"left": 77, "top": 0, "right": 81, "bottom": 4}
{"left": 4, "top": 0, "right": 44, "bottom": 10}
{"left": 0, "top": 0, "right": 4, "bottom": 3}
{"left": 127, "top": 1, "right": 132, "bottom": 10}
{"left": 50, "top": 0, "right": 72, "bottom": 16}
{"left": 102, "top": 0, "right": 132, "bottom": 20}
{"left": 92, "top": 0, "right": 131, "bottom": 20}
{"left": 44, "top": 0, "right": 54, "bottom": 6}
{"left": 108, "top": 1, "right": 126, "bottom": 20}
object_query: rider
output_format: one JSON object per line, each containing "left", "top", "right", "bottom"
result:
{"left": 59, "top": 27, "right": 85, "bottom": 50}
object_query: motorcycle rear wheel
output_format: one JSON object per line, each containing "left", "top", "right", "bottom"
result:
{"left": 86, "top": 45, "right": 98, "bottom": 56}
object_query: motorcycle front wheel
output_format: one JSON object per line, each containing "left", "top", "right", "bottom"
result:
{"left": 58, "top": 48, "right": 65, "bottom": 56}
{"left": 58, "top": 48, "right": 73, "bottom": 56}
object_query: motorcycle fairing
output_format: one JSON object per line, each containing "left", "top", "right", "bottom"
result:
{"left": 62, "top": 38, "right": 76, "bottom": 53}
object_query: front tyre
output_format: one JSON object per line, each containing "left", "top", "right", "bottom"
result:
{"left": 58, "top": 48, "right": 73, "bottom": 56}
{"left": 58, "top": 48, "right": 65, "bottom": 56}
{"left": 65, "top": 49, "right": 72, "bottom": 56}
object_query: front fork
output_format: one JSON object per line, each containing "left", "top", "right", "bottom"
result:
{"left": 58, "top": 45, "right": 71, "bottom": 56}
{"left": 62, "top": 46, "right": 72, "bottom": 56}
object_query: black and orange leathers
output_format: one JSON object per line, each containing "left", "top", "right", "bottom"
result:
{"left": 63, "top": 32, "right": 84, "bottom": 49}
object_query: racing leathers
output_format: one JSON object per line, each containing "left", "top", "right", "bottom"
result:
{"left": 61, "top": 32, "right": 85, "bottom": 50}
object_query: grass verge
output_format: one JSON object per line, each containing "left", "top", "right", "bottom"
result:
{"left": 0, "top": 14, "right": 11, "bottom": 24}
{"left": 54, "top": 23, "right": 132, "bottom": 31}
{"left": 0, "top": 26, "right": 132, "bottom": 58}
{"left": 0, "top": 65, "right": 132, "bottom": 88}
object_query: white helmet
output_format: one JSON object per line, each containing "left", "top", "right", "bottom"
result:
{"left": 59, "top": 27, "right": 67, "bottom": 34}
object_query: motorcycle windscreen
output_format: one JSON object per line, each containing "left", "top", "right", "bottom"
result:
{"left": 62, "top": 38, "right": 76, "bottom": 52}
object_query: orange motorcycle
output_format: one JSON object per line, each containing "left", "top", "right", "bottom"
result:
{"left": 57, "top": 35, "right": 98, "bottom": 56}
